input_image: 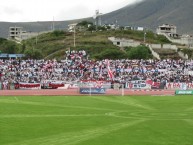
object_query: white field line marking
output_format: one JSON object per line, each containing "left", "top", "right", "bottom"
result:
{"left": 184, "top": 119, "right": 193, "bottom": 126}
{"left": 105, "top": 111, "right": 147, "bottom": 120}
{"left": 186, "top": 106, "right": 193, "bottom": 111}
{"left": 6, "top": 120, "right": 146, "bottom": 145}
{"left": 106, "top": 111, "right": 192, "bottom": 120}
{"left": 14, "top": 97, "right": 19, "bottom": 102}
{"left": 92, "top": 96, "right": 155, "bottom": 110}
{"left": 0, "top": 114, "right": 105, "bottom": 118}
{"left": 0, "top": 99, "right": 116, "bottom": 112}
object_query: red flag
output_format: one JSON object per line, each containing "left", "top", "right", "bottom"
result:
{"left": 106, "top": 60, "right": 114, "bottom": 80}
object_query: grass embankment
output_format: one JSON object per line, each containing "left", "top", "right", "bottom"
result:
{"left": 22, "top": 30, "right": 171, "bottom": 60}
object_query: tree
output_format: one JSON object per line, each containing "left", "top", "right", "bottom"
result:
{"left": 119, "top": 26, "right": 125, "bottom": 30}
{"left": 88, "top": 25, "right": 96, "bottom": 31}
{"left": 77, "top": 21, "right": 93, "bottom": 27}
{"left": 24, "top": 49, "right": 43, "bottom": 59}
{"left": 24, "top": 49, "right": 33, "bottom": 58}
{"left": 97, "top": 26, "right": 107, "bottom": 31}
{"left": 127, "top": 45, "right": 152, "bottom": 59}
{"left": 93, "top": 49, "right": 127, "bottom": 60}
{"left": 52, "top": 30, "right": 65, "bottom": 37}
{"left": 1, "top": 41, "right": 19, "bottom": 54}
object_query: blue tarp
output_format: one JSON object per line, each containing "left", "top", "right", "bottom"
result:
{"left": 0, "top": 53, "right": 8, "bottom": 58}
{"left": 0, "top": 53, "right": 25, "bottom": 58}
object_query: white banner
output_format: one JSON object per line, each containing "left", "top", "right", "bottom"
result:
{"left": 125, "top": 80, "right": 151, "bottom": 89}
{"left": 166, "top": 83, "right": 193, "bottom": 89}
{"left": 79, "top": 81, "right": 111, "bottom": 89}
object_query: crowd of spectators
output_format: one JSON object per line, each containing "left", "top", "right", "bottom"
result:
{"left": 0, "top": 50, "right": 193, "bottom": 89}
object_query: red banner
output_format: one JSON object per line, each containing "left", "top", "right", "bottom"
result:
{"left": 19, "top": 83, "right": 40, "bottom": 88}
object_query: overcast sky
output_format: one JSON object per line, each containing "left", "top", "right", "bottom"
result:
{"left": 0, "top": 0, "right": 142, "bottom": 22}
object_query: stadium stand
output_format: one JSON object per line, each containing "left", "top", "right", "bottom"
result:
{"left": 0, "top": 50, "right": 193, "bottom": 90}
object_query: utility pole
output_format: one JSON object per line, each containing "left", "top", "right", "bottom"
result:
{"left": 73, "top": 25, "right": 76, "bottom": 47}
{"left": 52, "top": 16, "right": 55, "bottom": 31}
{"left": 144, "top": 32, "right": 146, "bottom": 43}
{"left": 144, "top": 27, "right": 147, "bottom": 43}
{"left": 36, "top": 32, "right": 38, "bottom": 45}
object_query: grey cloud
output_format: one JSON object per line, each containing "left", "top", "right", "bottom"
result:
{"left": 2, "top": 6, "right": 23, "bottom": 15}
{"left": 56, "top": 5, "right": 92, "bottom": 21}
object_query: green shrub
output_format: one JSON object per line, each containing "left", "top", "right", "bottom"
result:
{"left": 93, "top": 49, "right": 128, "bottom": 60}
{"left": 126, "top": 45, "right": 153, "bottom": 59}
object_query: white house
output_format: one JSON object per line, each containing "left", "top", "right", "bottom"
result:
{"left": 108, "top": 37, "right": 141, "bottom": 47}
{"left": 68, "top": 23, "right": 77, "bottom": 32}
{"left": 8, "top": 26, "right": 24, "bottom": 39}
{"left": 181, "top": 35, "right": 193, "bottom": 47}
{"left": 156, "top": 24, "right": 177, "bottom": 36}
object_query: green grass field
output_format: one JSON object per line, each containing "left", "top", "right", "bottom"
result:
{"left": 1, "top": 95, "right": 193, "bottom": 145}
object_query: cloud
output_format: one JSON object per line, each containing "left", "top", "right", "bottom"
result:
{"left": 6, "top": 8, "right": 22, "bottom": 15}
{"left": 56, "top": 5, "right": 94, "bottom": 21}
{"left": 1, "top": 6, "right": 22, "bottom": 15}
{"left": 0, "top": 6, "right": 23, "bottom": 22}
{"left": 0, "top": 0, "right": 140, "bottom": 22}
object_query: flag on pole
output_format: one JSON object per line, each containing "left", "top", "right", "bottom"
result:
{"left": 105, "top": 59, "right": 114, "bottom": 80}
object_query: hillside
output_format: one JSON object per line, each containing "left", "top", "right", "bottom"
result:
{"left": 0, "top": 0, "right": 193, "bottom": 38}
{"left": 0, "top": 18, "right": 93, "bottom": 38}
{"left": 102, "top": 0, "right": 193, "bottom": 34}
{"left": 21, "top": 29, "right": 172, "bottom": 60}
{"left": 0, "top": 0, "right": 192, "bottom": 38}
{"left": 1, "top": 28, "right": 193, "bottom": 60}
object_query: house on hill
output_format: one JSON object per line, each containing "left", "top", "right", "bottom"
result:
{"left": 108, "top": 37, "right": 141, "bottom": 47}
{"left": 8, "top": 26, "right": 49, "bottom": 42}
{"left": 156, "top": 24, "right": 178, "bottom": 37}
{"left": 156, "top": 24, "right": 193, "bottom": 48}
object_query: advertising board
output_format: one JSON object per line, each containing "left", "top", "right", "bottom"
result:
{"left": 175, "top": 90, "right": 193, "bottom": 95}
{"left": 80, "top": 88, "right": 106, "bottom": 94}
